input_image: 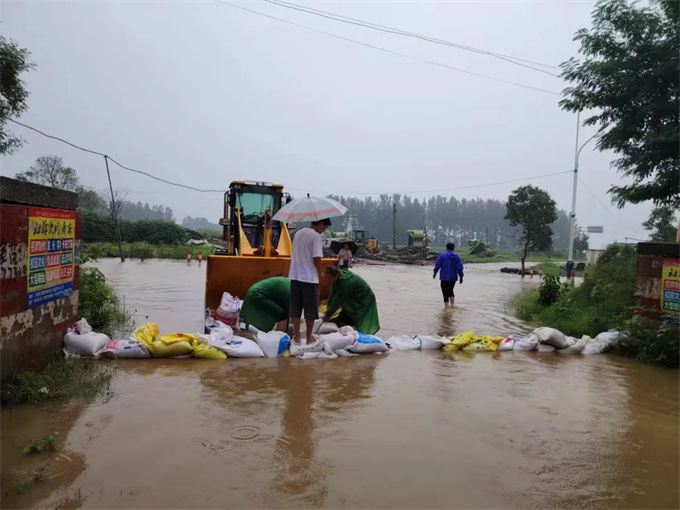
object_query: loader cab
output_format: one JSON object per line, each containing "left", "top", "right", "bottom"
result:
{"left": 220, "top": 181, "right": 291, "bottom": 255}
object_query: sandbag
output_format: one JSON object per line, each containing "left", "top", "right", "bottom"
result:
{"left": 387, "top": 335, "right": 422, "bottom": 351}
{"left": 71, "top": 318, "right": 93, "bottom": 334}
{"left": 335, "top": 348, "right": 359, "bottom": 357}
{"left": 317, "top": 322, "right": 339, "bottom": 335}
{"left": 299, "top": 351, "right": 338, "bottom": 360}
{"left": 347, "top": 333, "right": 388, "bottom": 354}
{"left": 513, "top": 333, "right": 539, "bottom": 351}
{"left": 561, "top": 336, "right": 588, "bottom": 354}
{"left": 159, "top": 333, "right": 197, "bottom": 345}
{"left": 339, "top": 325, "right": 358, "bottom": 338}
{"left": 418, "top": 335, "right": 450, "bottom": 350}
{"left": 193, "top": 342, "right": 227, "bottom": 360}
{"left": 537, "top": 344, "right": 556, "bottom": 352}
{"left": 594, "top": 331, "right": 620, "bottom": 347}
{"left": 450, "top": 331, "right": 476, "bottom": 350}
{"left": 289, "top": 339, "right": 325, "bottom": 357}
{"left": 533, "top": 327, "right": 568, "bottom": 349}
{"left": 214, "top": 292, "right": 241, "bottom": 327}
{"left": 207, "top": 322, "right": 234, "bottom": 343}
{"left": 64, "top": 331, "right": 111, "bottom": 357}
{"left": 215, "top": 338, "right": 265, "bottom": 358}
{"left": 462, "top": 337, "right": 498, "bottom": 351}
{"left": 256, "top": 331, "right": 291, "bottom": 357}
{"left": 320, "top": 332, "right": 355, "bottom": 352}
{"left": 97, "top": 339, "right": 150, "bottom": 359}
{"left": 132, "top": 322, "right": 160, "bottom": 344}
{"left": 147, "top": 340, "right": 193, "bottom": 358}
{"left": 497, "top": 337, "right": 516, "bottom": 351}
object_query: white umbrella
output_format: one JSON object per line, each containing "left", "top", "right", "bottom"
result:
{"left": 273, "top": 194, "right": 347, "bottom": 223}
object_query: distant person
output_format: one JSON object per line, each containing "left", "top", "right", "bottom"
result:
{"left": 338, "top": 242, "right": 352, "bottom": 269}
{"left": 433, "top": 242, "right": 464, "bottom": 309}
{"left": 289, "top": 218, "right": 330, "bottom": 344}
{"left": 240, "top": 277, "right": 290, "bottom": 333}
{"left": 323, "top": 266, "right": 380, "bottom": 335}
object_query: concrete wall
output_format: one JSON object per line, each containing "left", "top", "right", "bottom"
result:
{"left": 636, "top": 242, "right": 680, "bottom": 323}
{"left": 0, "top": 177, "right": 81, "bottom": 379}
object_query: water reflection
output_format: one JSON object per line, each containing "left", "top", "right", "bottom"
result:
{"left": 199, "top": 357, "right": 380, "bottom": 507}
{"left": 435, "top": 309, "right": 457, "bottom": 337}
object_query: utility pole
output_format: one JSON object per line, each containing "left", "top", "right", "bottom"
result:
{"left": 392, "top": 202, "right": 397, "bottom": 250}
{"left": 104, "top": 155, "right": 125, "bottom": 262}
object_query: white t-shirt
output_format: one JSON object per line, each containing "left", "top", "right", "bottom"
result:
{"left": 289, "top": 228, "right": 323, "bottom": 283}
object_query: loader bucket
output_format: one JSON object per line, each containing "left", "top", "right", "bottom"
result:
{"left": 205, "top": 255, "right": 338, "bottom": 312}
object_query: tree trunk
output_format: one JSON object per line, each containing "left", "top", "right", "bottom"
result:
{"left": 521, "top": 241, "right": 529, "bottom": 276}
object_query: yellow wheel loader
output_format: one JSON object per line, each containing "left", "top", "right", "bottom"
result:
{"left": 205, "top": 181, "right": 338, "bottom": 319}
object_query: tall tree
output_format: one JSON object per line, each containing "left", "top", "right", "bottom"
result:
{"left": 505, "top": 186, "right": 558, "bottom": 274}
{"left": 16, "top": 155, "right": 80, "bottom": 191}
{"left": 0, "top": 35, "right": 34, "bottom": 155}
{"left": 560, "top": 0, "right": 679, "bottom": 208}
{"left": 642, "top": 206, "right": 678, "bottom": 241}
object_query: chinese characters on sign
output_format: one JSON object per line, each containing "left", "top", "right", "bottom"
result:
{"left": 27, "top": 207, "right": 76, "bottom": 308}
{"left": 660, "top": 259, "right": 680, "bottom": 325}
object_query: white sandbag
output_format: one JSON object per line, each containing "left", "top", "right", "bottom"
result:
{"left": 71, "top": 318, "right": 93, "bottom": 334}
{"left": 299, "top": 351, "right": 338, "bottom": 360}
{"left": 256, "top": 331, "right": 291, "bottom": 357}
{"left": 320, "top": 332, "right": 355, "bottom": 352}
{"left": 335, "top": 349, "right": 359, "bottom": 357}
{"left": 214, "top": 337, "right": 264, "bottom": 358}
{"left": 317, "top": 322, "right": 339, "bottom": 335}
{"left": 537, "top": 343, "right": 556, "bottom": 352}
{"left": 497, "top": 337, "right": 516, "bottom": 351}
{"left": 98, "top": 339, "right": 150, "bottom": 359}
{"left": 533, "top": 327, "right": 568, "bottom": 349}
{"left": 417, "top": 335, "right": 450, "bottom": 350}
{"left": 64, "top": 331, "right": 111, "bottom": 357}
{"left": 348, "top": 333, "right": 388, "bottom": 354}
{"left": 513, "top": 333, "right": 539, "bottom": 351}
{"left": 339, "top": 325, "right": 358, "bottom": 338}
{"left": 208, "top": 322, "right": 234, "bottom": 343}
{"left": 387, "top": 335, "right": 422, "bottom": 351}
{"left": 582, "top": 339, "right": 610, "bottom": 355}
{"left": 561, "top": 336, "right": 588, "bottom": 354}
{"left": 594, "top": 331, "right": 619, "bottom": 348}
{"left": 289, "top": 339, "right": 325, "bottom": 357}
{"left": 213, "top": 292, "right": 241, "bottom": 327}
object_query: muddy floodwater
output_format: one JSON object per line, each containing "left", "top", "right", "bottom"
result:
{"left": 2, "top": 260, "right": 678, "bottom": 509}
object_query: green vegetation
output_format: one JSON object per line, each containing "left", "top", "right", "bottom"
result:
{"left": 78, "top": 267, "right": 127, "bottom": 336}
{"left": 0, "top": 357, "right": 114, "bottom": 406}
{"left": 643, "top": 206, "right": 679, "bottom": 242}
{"left": 84, "top": 242, "right": 215, "bottom": 260}
{"left": 0, "top": 34, "right": 35, "bottom": 154}
{"left": 560, "top": 0, "right": 679, "bottom": 208}
{"left": 23, "top": 433, "right": 57, "bottom": 455}
{"left": 81, "top": 212, "right": 188, "bottom": 244}
{"left": 512, "top": 244, "right": 679, "bottom": 368}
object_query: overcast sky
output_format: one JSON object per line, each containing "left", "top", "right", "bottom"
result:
{"left": 1, "top": 0, "right": 652, "bottom": 248}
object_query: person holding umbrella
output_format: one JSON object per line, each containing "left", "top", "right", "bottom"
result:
{"left": 273, "top": 195, "right": 348, "bottom": 344}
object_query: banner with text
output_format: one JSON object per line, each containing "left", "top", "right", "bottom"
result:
{"left": 661, "top": 258, "right": 680, "bottom": 325}
{"left": 27, "top": 207, "right": 76, "bottom": 308}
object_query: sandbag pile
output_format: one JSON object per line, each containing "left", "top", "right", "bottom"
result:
{"left": 68, "top": 317, "right": 620, "bottom": 362}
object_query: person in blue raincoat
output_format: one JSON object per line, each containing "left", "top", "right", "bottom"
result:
{"left": 433, "top": 242, "right": 464, "bottom": 309}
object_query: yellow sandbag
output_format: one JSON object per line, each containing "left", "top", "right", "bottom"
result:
{"left": 147, "top": 340, "right": 193, "bottom": 358}
{"left": 193, "top": 342, "right": 227, "bottom": 360}
{"left": 450, "top": 331, "right": 475, "bottom": 349}
{"left": 159, "top": 333, "right": 197, "bottom": 345}
{"left": 462, "top": 337, "right": 498, "bottom": 351}
{"left": 318, "top": 300, "right": 328, "bottom": 315}
{"left": 442, "top": 343, "right": 459, "bottom": 354}
{"left": 132, "top": 322, "right": 159, "bottom": 344}
{"left": 282, "top": 349, "right": 290, "bottom": 357}
{"left": 488, "top": 336, "right": 505, "bottom": 344}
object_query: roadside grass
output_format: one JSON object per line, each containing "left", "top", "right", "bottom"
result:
{"left": 85, "top": 242, "right": 215, "bottom": 260}
{"left": 0, "top": 357, "right": 114, "bottom": 407}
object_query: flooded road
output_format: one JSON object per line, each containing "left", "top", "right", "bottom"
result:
{"left": 2, "top": 260, "right": 678, "bottom": 509}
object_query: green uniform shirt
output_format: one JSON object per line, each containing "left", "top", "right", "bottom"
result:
{"left": 239, "top": 277, "right": 290, "bottom": 332}
{"left": 327, "top": 269, "right": 380, "bottom": 335}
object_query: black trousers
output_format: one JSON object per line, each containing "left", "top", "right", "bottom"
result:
{"left": 440, "top": 280, "right": 456, "bottom": 302}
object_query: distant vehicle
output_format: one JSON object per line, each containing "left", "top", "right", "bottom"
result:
{"left": 407, "top": 230, "right": 427, "bottom": 248}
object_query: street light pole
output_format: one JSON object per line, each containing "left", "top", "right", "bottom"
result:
{"left": 566, "top": 112, "right": 598, "bottom": 279}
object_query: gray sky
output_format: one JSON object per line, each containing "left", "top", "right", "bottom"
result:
{"left": 1, "top": 0, "right": 652, "bottom": 248}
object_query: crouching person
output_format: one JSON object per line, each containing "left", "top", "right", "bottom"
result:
{"left": 323, "top": 266, "right": 380, "bottom": 335}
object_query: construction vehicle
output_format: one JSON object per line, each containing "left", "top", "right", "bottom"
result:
{"left": 324, "top": 229, "right": 378, "bottom": 253}
{"left": 205, "top": 181, "right": 338, "bottom": 318}
{"left": 407, "top": 230, "right": 427, "bottom": 248}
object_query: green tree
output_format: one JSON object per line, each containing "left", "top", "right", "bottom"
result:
{"left": 559, "top": 0, "right": 679, "bottom": 208}
{"left": 505, "top": 185, "right": 558, "bottom": 274}
{"left": 16, "top": 155, "right": 80, "bottom": 191}
{"left": 0, "top": 35, "right": 34, "bottom": 155}
{"left": 573, "top": 231, "right": 590, "bottom": 259}
{"left": 642, "top": 205, "right": 678, "bottom": 241}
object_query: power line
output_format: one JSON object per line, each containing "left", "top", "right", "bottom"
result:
{"left": 577, "top": 176, "right": 643, "bottom": 235}
{"left": 290, "top": 170, "right": 571, "bottom": 196}
{"left": 215, "top": 0, "right": 559, "bottom": 96}
{"left": 9, "top": 119, "right": 226, "bottom": 193}
{"left": 264, "top": 0, "right": 560, "bottom": 77}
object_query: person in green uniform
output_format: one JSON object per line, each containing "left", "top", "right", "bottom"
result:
{"left": 322, "top": 266, "right": 380, "bottom": 335}
{"left": 239, "top": 277, "right": 290, "bottom": 332}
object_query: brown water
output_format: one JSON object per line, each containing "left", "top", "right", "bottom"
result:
{"left": 2, "top": 260, "right": 678, "bottom": 509}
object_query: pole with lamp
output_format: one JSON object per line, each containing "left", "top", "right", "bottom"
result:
{"left": 566, "top": 112, "right": 599, "bottom": 279}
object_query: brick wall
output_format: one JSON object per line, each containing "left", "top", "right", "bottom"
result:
{"left": 0, "top": 177, "right": 81, "bottom": 379}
